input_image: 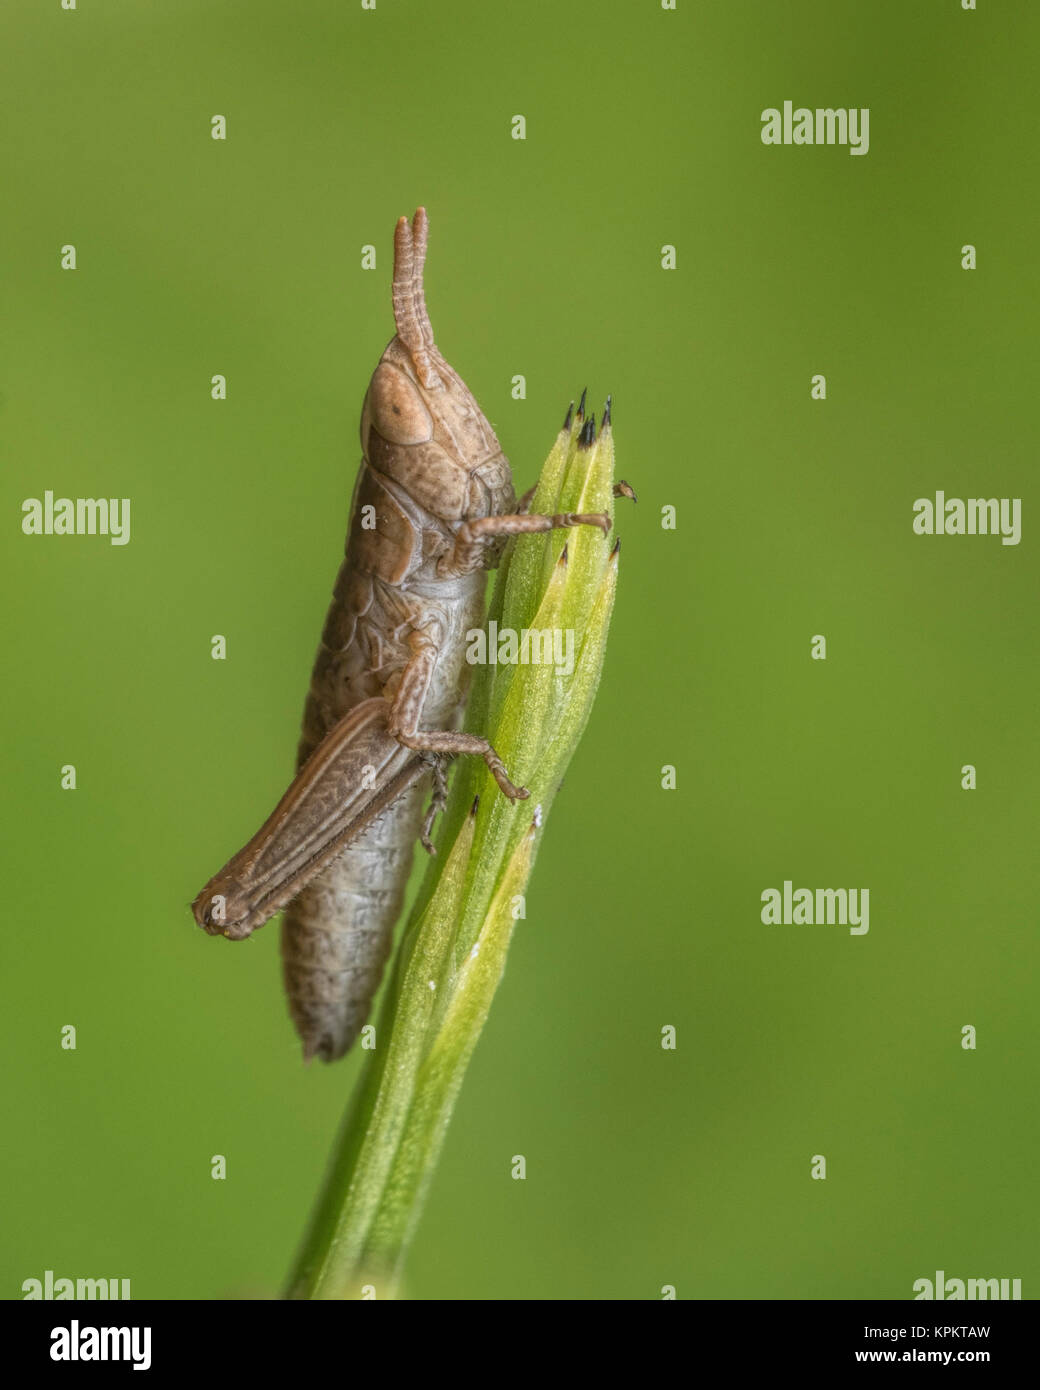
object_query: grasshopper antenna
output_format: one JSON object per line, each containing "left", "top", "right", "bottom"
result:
{"left": 393, "top": 207, "right": 442, "bottom": 389}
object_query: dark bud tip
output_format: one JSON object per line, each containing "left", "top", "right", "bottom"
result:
{"left": 603, "top": 394, "right": 612, "bottom": 428}
{"left": 577, "top": 387, "right": 588, "bottom": 421}
{"left": 469, "top": 795, "right": 480, "bottom": 817}
{"left": 578, "top": 416, "right": 596, "bottom": 449}
{"left": 563, "top": 401, "right": 574, "bottom": 431}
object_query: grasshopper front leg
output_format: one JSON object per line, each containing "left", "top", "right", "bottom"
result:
{"left": 436, "top": 509, "right": 611, "bottom": 580}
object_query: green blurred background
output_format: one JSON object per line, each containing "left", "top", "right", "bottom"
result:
{"left": 3, "top": 0, "right": 1036, "bottom": 1300}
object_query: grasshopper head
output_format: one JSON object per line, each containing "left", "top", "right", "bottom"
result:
{"left": 358, "top": 208, "right": 514, "bottom": 526}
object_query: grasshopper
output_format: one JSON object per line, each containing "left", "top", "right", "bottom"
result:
{"left": 193, "top": 207, "right": 617, "bottom": 1062}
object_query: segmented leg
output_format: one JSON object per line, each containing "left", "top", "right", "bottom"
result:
{"left": 437, "top": 509, "right": 611, "bottom": 579}
{"left": 419, "top": 755, "right": 450, "bottom": 853}
{"left": 387, "top": 632, "right": 530, "bottom": 800}
{"left": 516, "top": 483, "right": 537, "bottom": 513}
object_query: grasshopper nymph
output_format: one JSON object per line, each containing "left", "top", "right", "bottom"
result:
{"left": 193, "top": 208, "right": 612, "bottom": 1061}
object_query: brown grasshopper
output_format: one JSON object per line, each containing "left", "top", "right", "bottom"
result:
{"left": 193, "top": 207, "right": 616, "bottom": 1062}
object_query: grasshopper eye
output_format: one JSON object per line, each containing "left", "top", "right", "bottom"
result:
{"left": 367, "top": 362, "right": 434, "bottom": 446}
